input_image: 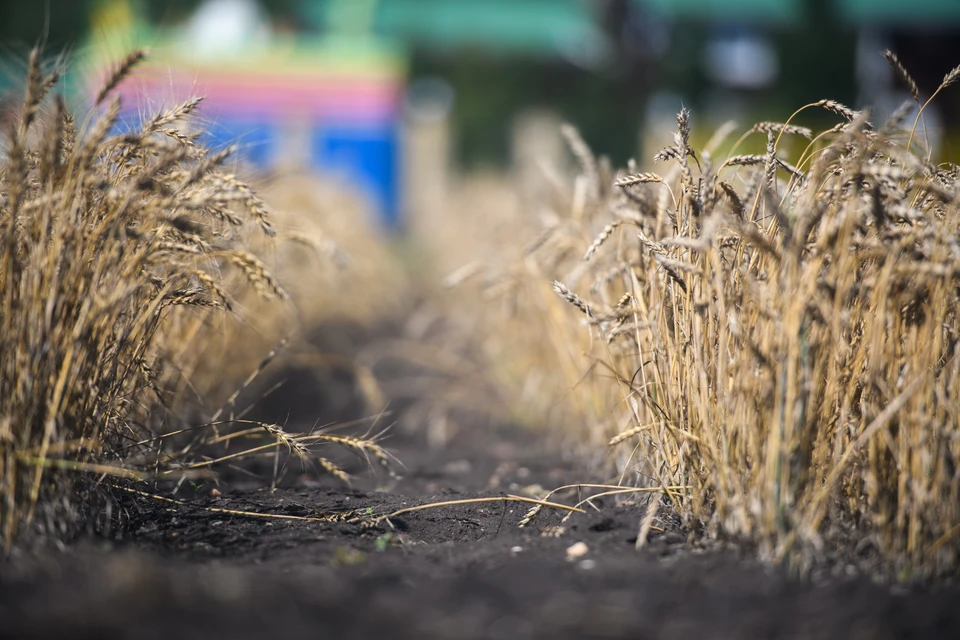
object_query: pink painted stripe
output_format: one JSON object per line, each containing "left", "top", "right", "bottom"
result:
{"left": 106, "top": 69, "right": 403, "bottom": 122}
{"left": 122, "top": 83, "right": 398, "bottom": 121}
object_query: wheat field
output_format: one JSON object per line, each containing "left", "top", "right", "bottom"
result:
{"left": 3, "top": 45, "right": 960, "bottom": 582}
{"left": 440, "top": 54, "right": 960, "bottom": 581}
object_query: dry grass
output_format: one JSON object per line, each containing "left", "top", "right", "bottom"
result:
{"left": 0, "top": 50, "right": 393, "bottom": 551}
{"left": 450, "top": 56, "right": 960, "bottom": 580}
{"left": 415, "top": 171, "right": 603, "bottom": 440}
{"left": 173, "top": 172, "right": 407, "bottom": 419}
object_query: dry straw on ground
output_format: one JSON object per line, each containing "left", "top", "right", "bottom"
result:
{"left": 0, "top": 50, "right": 392, "bottom": 551}
{"left": 454, "top": 56, "right": 960, "bottom": 580}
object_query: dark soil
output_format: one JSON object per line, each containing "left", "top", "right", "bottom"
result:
{"left": 3, "top": 423, "right": 960, "bottom": 639}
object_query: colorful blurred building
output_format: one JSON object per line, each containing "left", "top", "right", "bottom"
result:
{"left": 88, "top": 0, "right": 408, "bottom": 228}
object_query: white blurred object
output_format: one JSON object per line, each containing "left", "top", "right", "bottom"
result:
{"left": 565, "top": 541, "right": 589, "bottom": 560}
{"left": 557, "top": 28, "right": 613, "bottom": 71}
{"left": 186, "top": 0, "right": 271, "bottom": 58}
{"left": 703, "top": 30, "right": 779, "bottom": 89}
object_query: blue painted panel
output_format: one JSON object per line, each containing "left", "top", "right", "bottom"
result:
{"left": 201, "top": 117, "right": 276, "bottom": 168}
{"left": 112, "top": 111, "right": 276, "bottom": 168}
{"left": 312, "top": 123, "right": 400, "bottom": 229}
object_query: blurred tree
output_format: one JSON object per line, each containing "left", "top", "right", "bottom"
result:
{"left": 0, "top": 0, "right": 93, "bottom": 51}
{"left": 777, "top": 0, "right": 856, "bottom": 110}
{"left": 411, "top": 50, "right": 651, "bottom": 169}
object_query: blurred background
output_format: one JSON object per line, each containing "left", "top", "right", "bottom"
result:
{"left": 3, "top": 0, "right": 960, "bottom": 232}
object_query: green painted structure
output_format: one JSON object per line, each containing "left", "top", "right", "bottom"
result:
{"left": 632, "top": 0, "right": 960, "bottom": 24}
{"left": 300, "top": 0, "right": 607, "bottom": 57}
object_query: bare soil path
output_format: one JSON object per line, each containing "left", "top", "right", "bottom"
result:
{"left": 2, "top": 423, "right": 960, "bottom": 639}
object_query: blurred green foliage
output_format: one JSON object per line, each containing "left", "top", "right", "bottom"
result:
{"left": 412, "top": 52, "right": 654, "bottom": 168}
{"left": 0, "top": 1, "right": 93, "bottom": 53}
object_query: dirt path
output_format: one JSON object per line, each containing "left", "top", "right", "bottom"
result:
{"left": 3, "top": 424, "right": 960, "bottom": 639}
